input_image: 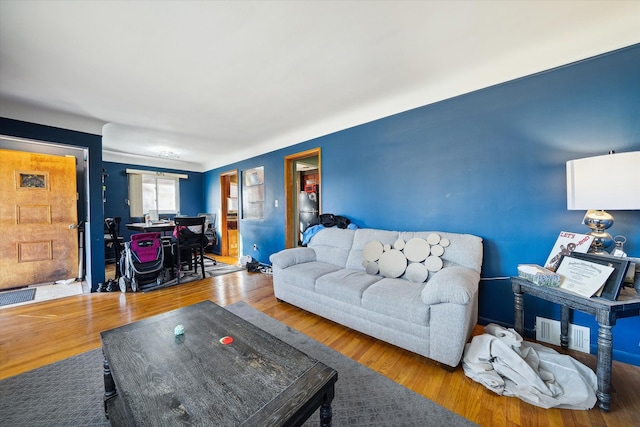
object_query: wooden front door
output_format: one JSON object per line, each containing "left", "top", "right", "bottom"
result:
{"left": 0, "top": 149, "right": 79, "bottom": 290}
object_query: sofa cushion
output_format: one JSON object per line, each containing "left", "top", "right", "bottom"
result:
{"left": 361, "top": 278, "right": 429, "bottom": 325}
{"left": 276, "top": 261, "right": 342, "bottom": 291}
{"left": 308, "top": 227, "right": 356, "bottom": 268}
{"left": 316, "top": 269, "right": 383, "bottom": 306}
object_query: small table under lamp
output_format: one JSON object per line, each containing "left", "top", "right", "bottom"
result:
{"left": 566, "top": 151, "right": 640, "bottom": 254}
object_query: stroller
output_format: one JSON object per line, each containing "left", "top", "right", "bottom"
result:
{"left": 118, "top": 232, "right": 164, "bottom": 292}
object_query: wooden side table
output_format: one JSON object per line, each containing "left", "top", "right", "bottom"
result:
{"left": 511, "top": 276, "right": 640, "bottom": 412}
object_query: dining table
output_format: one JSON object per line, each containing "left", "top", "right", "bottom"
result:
{"left": 126, "top": 221, "right": 175, "bottom": 234}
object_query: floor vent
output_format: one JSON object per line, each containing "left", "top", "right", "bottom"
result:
{"left": 535, "top": 317, "right": 590, "bottom": 353}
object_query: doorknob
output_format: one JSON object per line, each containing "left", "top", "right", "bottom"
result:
{"left": 69, "top": 224, "right": 78, "bottom": 229}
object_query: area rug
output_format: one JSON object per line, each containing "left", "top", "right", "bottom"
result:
{"left": 197, "top": 258, "right": 244, "bottom": 279}
{"left": 0, "top": 301, "right": 477, "bottom": 426}
{"left": 0, "top": 288, "right": 36, "bottom": 307}
{"left": 142, "top": 258, "right": 244, "bottom": 292}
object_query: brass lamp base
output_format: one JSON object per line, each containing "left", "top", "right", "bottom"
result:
{"left": 584, "top": 210, "right": 614, "bottom": 254}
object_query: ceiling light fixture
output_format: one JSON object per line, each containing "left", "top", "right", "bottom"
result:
{"left": 158, "top": 151, "right": 180, "bottom": 159}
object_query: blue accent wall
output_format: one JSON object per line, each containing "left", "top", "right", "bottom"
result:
{"left": 1, "top": 44, "right": 638, "bottom": 366}
{"left": 204, "top": 44, "right": 640, "bottom": 365}
{"left": 102, "top": 161, "right": 205, "bottom": 242}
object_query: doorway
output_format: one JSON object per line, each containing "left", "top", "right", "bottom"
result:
{"left": 284, "top": 148, "right": 321, "bottom": 248}
{"left": 220, "top": 170, "right": 239, "bottom": 257}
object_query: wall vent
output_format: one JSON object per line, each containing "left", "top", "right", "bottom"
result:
{"left": 535, "top": 317, "right": 590, "bottom": 353}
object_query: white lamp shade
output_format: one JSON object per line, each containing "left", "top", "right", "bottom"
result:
{"left": 566, "top": 151, "right": 640, "bottom": 210}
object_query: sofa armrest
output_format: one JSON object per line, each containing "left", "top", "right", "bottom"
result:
{"left": 269, "top": 247, "right": 317, "bottom": 269}
{"left": 421, "top": 266, "right": 480, "bottom": 305}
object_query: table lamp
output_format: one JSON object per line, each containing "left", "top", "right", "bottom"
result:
{"left": 566, "top": 151, "right": 640, "bottom": 254}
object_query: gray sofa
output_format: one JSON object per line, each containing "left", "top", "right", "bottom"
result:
{"left": 269, "top": 227, "right": 483, "bottom": 367}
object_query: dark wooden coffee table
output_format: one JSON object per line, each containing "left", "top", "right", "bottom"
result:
{"left": 100, "top": 301, "right": 337, "bottom": 426}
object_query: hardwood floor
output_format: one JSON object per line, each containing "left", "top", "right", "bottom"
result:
{"left": 1, "top": 259, "right": 638, "bottom": 426}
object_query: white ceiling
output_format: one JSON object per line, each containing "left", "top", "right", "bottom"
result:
{"left": 1, "top": 1, "right": 639, "bottom": 172}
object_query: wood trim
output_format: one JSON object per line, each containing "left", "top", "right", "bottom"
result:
{"left": 219, "top": 170, "right": 237, "bottom": 257}
{"left": 284, "top": 148, "right": 321, "bottom": 248}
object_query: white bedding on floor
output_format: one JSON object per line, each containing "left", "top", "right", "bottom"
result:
{"left": 462, "top": 323, "right": 597, "bottom": 410}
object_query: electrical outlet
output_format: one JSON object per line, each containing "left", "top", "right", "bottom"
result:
{"left": 253, "top": 244, "right": 258, "bottom": 251}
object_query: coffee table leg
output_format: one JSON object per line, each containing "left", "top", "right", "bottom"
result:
{"left": 319, "top": 384, "right": 335, "bottom": 427}
{"left": 319, "top": 401, "right": 332, "bottom": 427}
{"left": 103, "top": 350, "right": 117, "bottom": 418}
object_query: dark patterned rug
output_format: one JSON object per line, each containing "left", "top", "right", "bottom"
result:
{"left": 0, "top": 301, "right": 476, "bottom": 426}
{"left": 140, "top": 259, "right": 244, "bottom": 292}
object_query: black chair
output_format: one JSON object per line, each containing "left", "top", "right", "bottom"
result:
{"left": 198, "top": 213, "right": 218, "bottom": 264}
{"left": 100, "top": 217, "right": 124, "bottom": 291}
{"left": 173, "top": 216, "right": 207, "bottom": 284}
{"left": 104, "top": 217, "right": 124, "bottom": 276}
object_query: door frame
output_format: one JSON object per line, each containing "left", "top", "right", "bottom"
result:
{"left": 284, "top": 148, "right": 321, "bottom": 248}
{"left": 0, "top": 135, "right": 87, "bottom": 281}
{"left": 219, "top": 169, "right": 238, "bottom": 257}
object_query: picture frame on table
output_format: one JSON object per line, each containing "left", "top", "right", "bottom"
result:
{"left": 544, "top": 231, "right": 593, "bottom": 272}
{"left": 570, "top": 252, "right": 631, "bottom": 301}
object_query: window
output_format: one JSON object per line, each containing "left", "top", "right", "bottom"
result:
{"left": 126, "top": 169, "right": 187, "bottom": 217}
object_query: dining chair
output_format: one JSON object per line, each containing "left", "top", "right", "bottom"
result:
{"left": 104, "top": 217, "right": 124, "bottom": 275}
{"left": 173, "top": 216, "right": 207, "bottom": 284}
